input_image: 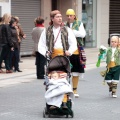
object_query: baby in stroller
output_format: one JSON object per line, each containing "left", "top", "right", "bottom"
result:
{"left": 43, "top": 56, "right": 74, "bottom": 118}
{"left": 45, "top": 71, "right": 73, "bottom": 110}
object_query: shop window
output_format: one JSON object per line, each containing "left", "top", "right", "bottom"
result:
{"left": 82, "top": 0, "right": 94, "bottom": 47}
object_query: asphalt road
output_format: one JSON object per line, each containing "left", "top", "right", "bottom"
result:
{"left": 0, "top": 66, "right": 120, "bottom": 120}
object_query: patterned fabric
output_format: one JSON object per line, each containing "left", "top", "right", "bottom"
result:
{"left": 66, "top": 20, "right": 83, "bottom": 46}
{"left": 46, "top": 25, "right": 69, "bottom": 55}
{"left": 78, "top": 46, "right": 86, "bottom": 68}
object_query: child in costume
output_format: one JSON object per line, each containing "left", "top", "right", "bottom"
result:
{"left": 105, "top": 36, "right": 120, "bottom": 98}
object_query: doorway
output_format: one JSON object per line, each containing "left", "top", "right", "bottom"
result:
{"left": 52, "top": 0, "right": 58, "bottom": 10}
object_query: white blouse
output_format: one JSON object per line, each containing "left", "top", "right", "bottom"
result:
{"left": 69, "top": 22, "right": 86, "bottom": 38}
{"left": 38, "top": 26, "right": 77, "bottom": 56}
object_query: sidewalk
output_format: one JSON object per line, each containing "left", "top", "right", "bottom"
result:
{"left": 0, "top": 48, "right": 105, "bottom": 86}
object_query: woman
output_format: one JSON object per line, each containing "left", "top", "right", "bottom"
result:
{"left": 31, "top": 16, "right": 46, "bottom": 79}
{"left": 0, "top": 13, "right": 14, "bottom": 73}
{"left": 9, "top": 17, "right": 22, "bottom": 72}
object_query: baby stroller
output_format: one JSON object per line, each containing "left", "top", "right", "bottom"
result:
{"left": 43, "top": 55, "right": 74, "bottom": 118}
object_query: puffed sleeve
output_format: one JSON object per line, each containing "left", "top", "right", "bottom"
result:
{"left": 72, "top": 22, "right": 86, "bottom": 38}
{"left": 67, "top": 27, "right": 77, "bottom": 55}
{"left": 38, "top": 28, "right": 48, "bottom": 56}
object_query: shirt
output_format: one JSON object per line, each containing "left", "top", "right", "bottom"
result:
{"left": 111, "top": 47, "right": 116, "bottom": 61}
{"left": 38, "top": 26, "right": 77, "bottom": 56}
{"left": 70, "top": 22, "right": 86, "bottom": 38}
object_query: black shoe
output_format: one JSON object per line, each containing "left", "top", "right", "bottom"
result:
{"left": 37, "top": 76, "right": 44, "bottom": 79}
{"left": 14, "top": 69, "right": 22, "bottom": 72}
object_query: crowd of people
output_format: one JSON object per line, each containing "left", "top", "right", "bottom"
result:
{"left": 1, "top": 8, "right": 119, "bottom": 100}
{"left": 0, "top": 13, "right": 26, "bottom": 74}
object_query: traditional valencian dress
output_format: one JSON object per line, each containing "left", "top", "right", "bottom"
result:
{"left": 66, "top": 20, "right": 86, "bottom": 97}
{"left": 105, "top": 47, "right": 120, "bottom": 97}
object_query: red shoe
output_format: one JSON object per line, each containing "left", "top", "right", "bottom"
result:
{"left": 0, "top": 69, "right": 4, "bottom": 73}
{"left": 6, "top": 70, "right": 13, "bottom": 73}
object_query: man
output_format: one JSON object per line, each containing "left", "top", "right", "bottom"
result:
{"left": 14, "top": 16, "right": 26, "bottom": 63}
{"left": 38, "top": 10, "right": 77, "bottom": 59}
{"left": 65, "top": 9, "right": 86, "bottom": 97}
{"left": 38, "top": 9, "right": 77, "bottom": 109}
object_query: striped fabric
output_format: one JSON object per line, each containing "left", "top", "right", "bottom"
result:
{"left": 79, "top": 46, "right": 87, "bottom": 68}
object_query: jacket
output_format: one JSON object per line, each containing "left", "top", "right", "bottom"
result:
{"left": 31, "top": 26, "right": 44, "bottom": 51}
{"left": 106, "top": 47, "right": 120, "bottom": 66}
{"left": 0, "top": 24, "right": 13, "bottom": 47}
{"left": 10, "top": 26, "right": 19, "bottom": 49}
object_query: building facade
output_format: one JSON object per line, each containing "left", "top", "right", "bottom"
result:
{"left": 0, "top": 0, "right": 113, "bottom": 55}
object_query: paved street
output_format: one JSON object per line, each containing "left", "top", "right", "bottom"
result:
{"left": 0, "top": 48, "right": 120, "bottom": 120}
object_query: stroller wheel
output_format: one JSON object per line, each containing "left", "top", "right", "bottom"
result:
{"left": 48, "top": 113, "right": 51, "bottom": 118}
{"left": 43, "top": 107, "right": 48, "bottom": 118}
{"left": 71, "top": 110, "right": 74, "bottom": 118}
{"left": 66, "top": 114, "right": 68, "bottom": 118}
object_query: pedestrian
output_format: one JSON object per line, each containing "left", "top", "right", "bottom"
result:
{"left": 0, "top": 17, "right": 3, "bottom": 61}
{"left": 65, "top": 9, "right": 86, "bottom": 97}
{"left": 38, "top": 10, "right": 77, "bottom": 102}
{"left": 104, "top": 36, "right": 120, "bottom": 98}
{"left": 9, "top": 17, "right": 22, "bottom": 72}
{"left": 0, "top": 17, "right": 4, "bottom": 71}
{"left": 0, "top": 13, "right": 14, "bottom": 73}
{"left": 38, "top": 10, "right": 77, "bottom": 59}
{"left": 14, "top": 16, "right": 26, "bottom": 63}
{"left": 31, "top": 16, "right": 46, "bottom": 79}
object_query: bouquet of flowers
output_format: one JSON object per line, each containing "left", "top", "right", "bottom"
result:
{"left": 96, "top": 45, "right": 107, "bottom": 67}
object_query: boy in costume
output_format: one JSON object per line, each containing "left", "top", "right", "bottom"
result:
{"left": 105, "top": 36, "right": 120, "bottom": 98}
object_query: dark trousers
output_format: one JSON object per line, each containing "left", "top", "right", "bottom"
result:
{"left": 0, "top": 44, "right": 11, "bottom": 70}
{"left": 36, "top": 52, "right": 46, "bottom": 79}
{"left": 10, "top": 48, "right": 19, "bottom": 70}
{"left": 0, "top": 46, "right": 2, "bottom": 56}
{"left": 105, "top": 66, "right": 120, "bottom": 80}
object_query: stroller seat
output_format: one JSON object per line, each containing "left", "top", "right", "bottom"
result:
{"left": 43, "top": 56, "right": 74, "bottom": 118}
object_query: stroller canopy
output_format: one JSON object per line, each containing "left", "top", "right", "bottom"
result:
{"left": 47, "top": 56, "right": 71, "bottom": 73}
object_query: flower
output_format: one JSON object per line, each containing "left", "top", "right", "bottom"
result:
{"left": 96, "top": 45, "right": 107, "bottom": 67}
